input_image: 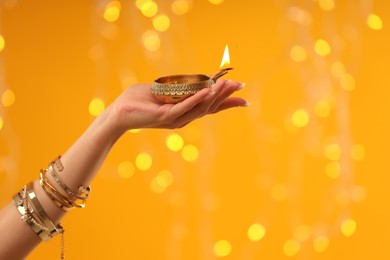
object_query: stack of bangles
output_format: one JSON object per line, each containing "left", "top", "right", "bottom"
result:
{"left": 13, "top": 156, "right": 91, "bottom": 259}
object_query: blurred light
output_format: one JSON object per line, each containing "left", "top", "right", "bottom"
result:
{"left": 142, "top": 30, "right": 161, "bottom": 51}
{"left": 171, "top": 0, "right": 191, "bottom": 16}
{"left": 330, "top": 61, "right": 346, "bottom": 78}
{"left": 150, "top": 177, "right": 166, "bottom": 193}
{"left": 293, "top": 225, "right": 311, "bottom": 242}
{"left": 135, "top": 0, "right": 151, "bottom": 9}
{"left": 271, "top": 184, "right": 288, "bottom": 201}
{"left": 103, "top": 1, "right": 121, "bottom": 22}
{"left": 214, "top": 240, "right": 232, "bottom": 257}
{"left": 314, "top": 100, "right": 331, "bottom": 118}
{"left": 314, "top": 39, "right": 331, "bottom": 56}
{"left": 155, "top": 169, "right": 173, "bottom": 188}
{"left": 351, "top": 185, "right": 366, "bottom": 202}
{"left": 290, "top": 45, "right": 307, "bottom": 62}
{"left": 153, "top": 14, "right": 171, "bottom": 32}
{"left": 2, "top": 89, "right": 15, "bottom": 107}
{"left": 350, "top": 144, "right": 365, "bottom": 161}
{"left": 2, "top": 0, "right": 19, "bottom": 9}
{"left": 166, "top": 133, "right": 184, "bottom": 151}
{"left": 128, "top": 129, "right": 141, "bottom": 133}
{"left": 208, "top": 0, "right": 224, "bottom": 5}
{"left": 88, "top": 98, "right": 105, "bottom": 117}
{"left": 367, "top": 14, "right": 383, "bottom": 30}
{"left": 318, "top": 0, "right": 335, "bottom": 11}
{"left": 341, "top": 219, "right": 357, "bottom": 237}
{"left": 340, "top": 73, "right": 356, "bottom": 91}
{"left": 140, "top": 1, "right": 158, "bottom": 17}
{"left": 0, "top": 116, "right": 3, "bottom": 131}
{"left": 247, "top": 223, "right": 266, "bottom": 242}
{"left": 220, "top": 44, "right": 230, "bottom": 69}
{"left": 324, "top": 143, "right": 341, "bottom": 161}
{"left": 287, "top": 6, "right": 312, "bottom": 25}
{"left": 181, "top": 144, "right": 199, "bottom": 162}
{"left": 118, "top": 161, "right": 135, "bottom": 179}
{"left": 313, "top": 235, "right": 329, "bottom": 253}
{"left": 0, "top": 34, "right": 5, "bottom": 52}
{"left": 120, "top": 69, "right": 138, "bottom": 90}
{"left": 135, "top": 152, "right": 153, "bottom": 171}
{"left": 291, "top": 109, "right": 309, "bottom": 128}
{"left": 325, "top": 161, "right": 341, "bottom": 179}
{"left": 283, "top": 239, "right": 301, "bottom": 257}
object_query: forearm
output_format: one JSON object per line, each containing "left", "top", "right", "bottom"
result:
{"left": 0, "top": 107, "right": 123, "bottom": 259}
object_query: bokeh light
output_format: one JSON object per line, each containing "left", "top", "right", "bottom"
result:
{"left": 171, "top": 0, "right": 191, "bottom": 16}
{"left": 313, "top": 235, "right": 329, "bottom": 253}
{"left": 181, "top": 144, "right": 199, "bottom": 162}
{"left": 152, "top": 14, "right": 171, "bottom": 32}
{"left": 340, "top": 73, "right": 356, "bottom": 91}
{"left": 325, "top": 161, "right": 341, "bottom": 179}
{"left": 0, "top": 116, "right": 3, "bottom": 131}
{"left": 155, "top": 169, "right": 173, "bottom": 188}
{"left": 290, "top": 45, "right": 307, "bottom": 62}
{"left": 283, "top": 239, "right": 301, "bottom": 257}
{"left": 208, "top": 0, "right": 224, "bottom": 5}
{"left": 135, "top": 152, "right": 153, "bottom": 171}
{"left": 1, "top": 89, "right": 15, "bottom": 107}
{"left": 103, "top": 1, "right": 121, "bottom": 22}
{"left": 314, "top": 100, "right": 331, "bottom": 118}
{"left": 314, "top": 39, "right": 331, "bottom": 56}
{"left": 293, "top": 225, "right": 311, "bottom": 242}
{"left": 118, "top": 160, "right": 135, "bottom": 179}
{"left": 128, "top": 129, "right": 141, "bottom": 133}
{"left": 291, "top": 109, "right": 309, "bottom": 128}
{"left": 247, "top": 223, "right": 266, "bottom": 242}
{"left": 166, "top": 133, "right": 184, "bottom": 151}
{"left": 139, "top": 1, "right": 158, "bottom": 17}
{"left": 142, "top": 30, "right": 161, "bottom": 51}
{"left": 367, "top": 14, "right": 383, "bottom": 30}
{"left": 330, "top": 61, "right": 346, "bottom": 78}
{"left": 341, "top": 219, "right": 357, "bottom": 237}
{"left": 88, "top": 98, "right": 105, "bottom": 117}
{"left": 324, "top": 143, "right": 341, "bottom": 161}
{"left": 213, "top": 240, "right": 232, "bottom": 257}
{"left": 350, "top": 144, "right": 365, "bottom": 161}
{"left": 318, "top": 0, "right": 335, "bottom": 11}
{"left": 0, "top": 34, "right": 5, "bottom": 52}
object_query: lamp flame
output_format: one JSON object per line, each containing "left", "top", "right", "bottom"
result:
{"left": 220, "top": 44, "right": 230, "bottom": 69}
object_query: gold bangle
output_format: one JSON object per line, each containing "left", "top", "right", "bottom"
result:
{"left": 25, "top": 182, "right": 64, "bottom": 238}
{"left": 40, "top": 170, "right": 86, "bottom": 209}
{"left": 39, "top": 171, "right": 74, "bottom": 211}
{"left": 49, "top": 161, "right": 91, "bottom": 200}
{"left": 13, "top": 190, "right": 49, "bottom": 240}
{"left": 13, "top": 182, "right": 64, "bottom": 241}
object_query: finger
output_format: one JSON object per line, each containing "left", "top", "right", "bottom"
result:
{"left": 168, "top": 86, "right": 212, "bottom": 119}
{"left": 209, "top": 97, "right": 249, "bottom": 114}
{"left": 207, "top": 80, "right": 242, "bottom": 112}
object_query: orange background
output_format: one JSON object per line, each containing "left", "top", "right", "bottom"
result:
{"left": 0, "top": 0, "right": 389, "bottom": 259}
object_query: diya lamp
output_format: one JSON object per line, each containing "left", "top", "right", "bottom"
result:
{"left": 151, "top": 45, "right": 233, "bottom": 104}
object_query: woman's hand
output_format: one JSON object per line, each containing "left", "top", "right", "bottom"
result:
{"left": 107, "top": 79, "right": 248, "bottom": 133}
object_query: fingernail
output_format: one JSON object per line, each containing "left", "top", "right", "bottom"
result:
{"left": 242, "top": 101, "right": 250, "bottom": 107}
{"left": 237, "top": 82, "right": 246, "bottom": 90}
{"left": 209, "top": 90, "right": 215, "bottom": 96}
